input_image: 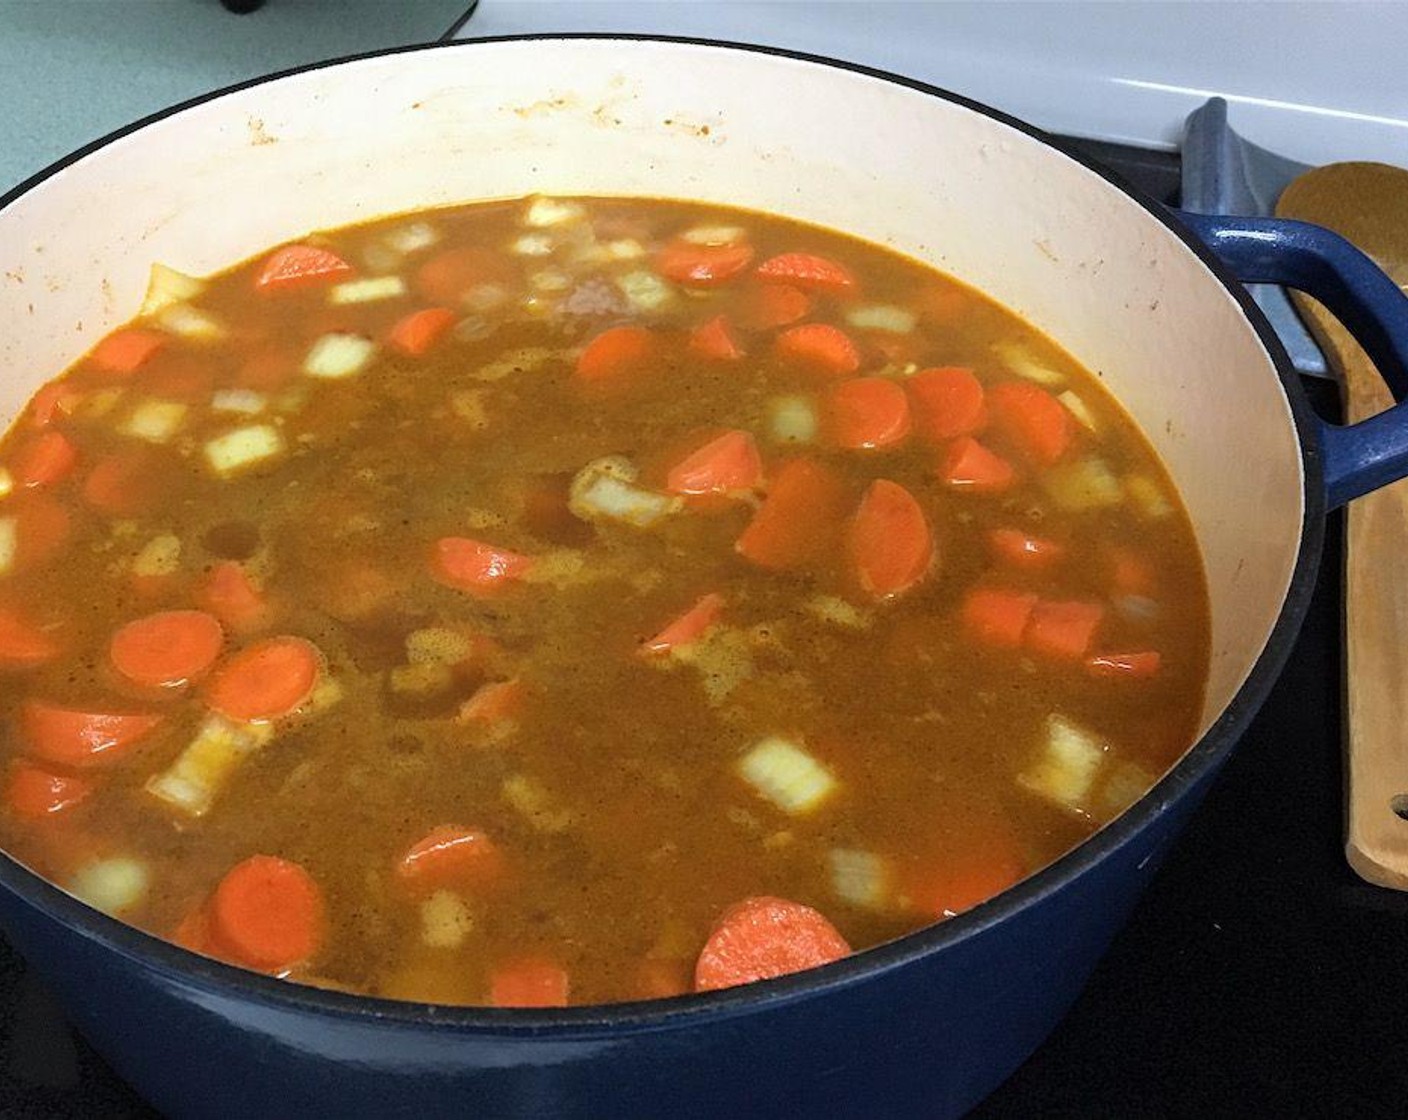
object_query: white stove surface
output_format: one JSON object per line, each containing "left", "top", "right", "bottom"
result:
{"left": 456, "top": 1, "right": 1408, "bottom": 166}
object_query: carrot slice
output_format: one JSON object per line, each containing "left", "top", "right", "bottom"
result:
{"left": 1109, "top": 546, "right": 1156, "bottom": 597}
{"left": 172, "top": 904, "right": 215, "bottom": 956}
{"left": 109, "top": 609, "right": 224, "bottom": 691}
{"left": 90, "top": 329, "right": 166, "bottom": 376}
{"left": 641, "top": 592, "right": 724, "bottom": 654}
{"left": 912, "top": 828, "right": 1026, "bottom": 920}
{"left": 82, "top": 449, "right": 160, "bottom": 518}
{"left": 694, "top": 896, "right": 851, "bottom": 992}
{"left": 210, "top": 855, "right": 324, "bottom": 971}
{"left": 736, "top": 283, "right": 811, "bottom": 330}
{"left": 773, "top": 323, "right": 861, "bottom": 379}
{"left": 1087, "top": 650, "right": 1162, "bottom": 679}
{"left": 430, "top": 537, "right": 535, "bottom": 596}
{"left": 908, "top": 366, "right": 987, "bottom": 441}
{"left": 666, "top": 430, "right": 763, "bottom": 496}
{"left": 1024, "top": 599, "right": 1105, "bottom": 660}
{"left": 29, "top": 380, "right": 83, "bottom": 428}
{"left": 0, "top": 605, "right": 61, "bottom": 669}
{"left": 985, "top": 528, "right": 1065, "bottom": 571}
{"left": 987, "top": 382, "right": 1074, "bottom": 467}
{"left": 828, "top": 377, "right": 911, "bottom": 450}
{"left": 5, "top": 762, "right": 93, "bottom": 821}
{"left": 689, "top": 314, "right": 745, "bottom": 361}
{"left": 755, "top": 252, "right": 856, "bottom": 294}
{"left": 413, "top": 246, "right": 509, "bottom": 305}
{"left": 204, "top": 637, "right": 320, "bottom": 722}
{"left": 736, "top": 458, "right": 849, "bottom": 571}
{"left": 196, "top": 562, "right": 270, "bottom": 635}
{"left": 254, "top": 244, "right": 352, "bottom": 292}
{"left": 396, "top": 825, "right": 505, "bottom": 893}
{"left": 575, "top": 325, "right": 658, "bottom": 391}
{"left": 657, "top": 239, "right": 755, "bottom": 287}
{"left": 938, "top": 436, "right": 1016, "bottom": 493}
{"left": 457, "top": 679, "right": 525, "bottom": 725}
{"left": 13, "top": 431, "right": 78, "bottom": 489}
{"left": 388, "top": 307, "right": 457, "bottom": 356}
{"left": 848, "top": 480, "right": 933, "bottom": 600}
{"left": 961, "top": 587, "right": 1037, "bottom": 649}
{"left": 21, "top": 701, "right": 162, "bottom": 769}
{"left": 489, "top": 956, "right": 570, "bottom": 1008}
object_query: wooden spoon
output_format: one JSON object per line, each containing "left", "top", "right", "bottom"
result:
{"left": 1277, "top": 162, "right": 1408, "bottom": 888}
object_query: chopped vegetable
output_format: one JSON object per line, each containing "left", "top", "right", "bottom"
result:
{"left": 157, "top": 303, "right": 225, "bottom": 341}
{"left": 845, "top": 304, "right": 917, "bottom": 333}
{"left": 383, "top": 221, "right": 440, "bottom": 256}
{"left": 766, "top": 394, "right": 818, "bottom": 444}
{"left": 211, "top": 388, "right": 267, "bottom": 415}
{"left": 203, "top": 424, "right": 284, "bottom": 476}
{"left": 909, "top": 826, "right": 1026, "bottom": 919}
{"left": 430, "top": 537, "right": 535, "bottom": 595}
{"left": 642, "top": 593, "right": 725, "bottom": 655}
{"left": 21, "top": 701, "right": 161, "bottom": 769}
{"left": 120, "top": 398, "right": 187, "bottom": 443}
{"left": 204, "top": 636, "right": 321, "bottom": 722}
{"left": 196, "top": 563, "right": 269, "bottom": 635}
{"left": 209, "top": 855, "right": 324, "bottom": 971}
{"left": 656, "top": 238, "right": 754, "bottom": 287}
{"left": 0, "top": 604, "right": 60, "bottom": 668}
{"left": 575, "top": 325, "right": 657, "bottom": 390}
{"left": 848, "top": 479, "right": 933, "bottom": 600}
{"left": 71, "top": 857, "right": 149, "bottom": 916}
{"left": 938, "top": 436, "right": 1016, "bottom": 493}
{"left": 5, "top": 763, "right": 92, "bottom": 821}
{"left": 1099, "top": 760, "right": 1158, "bottom": 816}
{"left": 512, "top": 233, "right": 554, "bottom": 257}
{"left": 1018, "top": 714, "right": 1107, "bottom": 812}
{"left": 1126, "top": 473, "right": 1173, "bottom": 518}
{"left": 489, "top": 956, "right": 570, "bottom": 1007}
{"left": 738, "top": 735, "right": 837, "bottom": 815}
{"left": 397, "top": 826, "right": 504, "bottom": 893}
{"left": 985, "top": 528, "right": 1065, "bottom": 571}
{"left": 420, "top": 890, "right": 474, "bottom": 949}
{"left": 13, "top": 431, "right": 77, "bottom": 489}
{"left": 993, "top": 340, "right": 1064, "bottom": 386}
{"left": 755, "top": 252, "right": 856, "bottom": 294}
{"left": 146, "top": 712, "right": 274, "bottom": 816}
{"left": 501, "top": 774, "right": 575, "bottom": 833}
{"left": 738, "top": 283, "right": 811, "bottom": 330}
{"left": 303, "top": 333, "right": 376, "bottom": 379}
{"left": 1025, "top": 600, "right": 1103, "bottom": 660}
{"left": 90, "top": 329, "right": 165, "bottom": 376}
{"left": 694, "top": 895, "right": 850, "bottom": 991}
{"left": 615, "top": 270, "right": 675, "bottom": 313}
{"left": 255, "top": 244, "right": 352, "bottom": 292}
{"left": 774, "top": 323, "right": 861, "bottom": 379}
{"left": 829, "top": 377, "right": 911, "bottom": 450}
{"left": 736, "top": 457, "right": 848, "bottom": 570}
{"left": 388, "top": 307, "right": 456, "bottom": 356}
{"left": 110, "top": 610, "right": 224, "bottom": 691}
{"left": 569, "top": 456, "right": 681, "bottom": 528}
{"left": 987, "top": 382, "right": 1075, "bottom": 466}
{"left": 961, "top": 587, "right": 1038, "bottom": 649}
{"left": 804, "top": 594, "right": 871, "bottom": 630}
{"left": 140, "top": 263, "right": 205, "bottom": 315}
{"left": 524, "top": 197, "right": 585, "bottom": 228}
{"left": 328, "top": 276, "right": 407, "bottom": 305}
{"left": 458, "top": 678, "right": 525, "bottom": 726}
{"left": 1040, "top": 456, "right": 1122, "bottom": 511}
{"left": 666, "top": 430, "right": 763, "bottom": 496}
{"left": 829, "top": 848, "right": 892, "bottom": 909}
{"left": 908, "top": 366, "right": 987, "bottom": 441}
{"left": 1057, "top": 389, "right": 1098, "bottom": 432}
{"left": 689, "top": 314, "right": 745, "bottom": 361}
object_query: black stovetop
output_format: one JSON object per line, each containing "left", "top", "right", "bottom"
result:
{"left": 2, "top": 140, "right": 1406, "bottom": 1119}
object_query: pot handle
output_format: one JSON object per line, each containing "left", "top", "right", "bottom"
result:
{"left": 1176, "top": 210, "right": 1408, "bottom": 510}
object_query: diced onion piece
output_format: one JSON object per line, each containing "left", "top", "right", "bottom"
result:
{"left": 524, "top": 197, "right": 585, "bottom": 228}
{"left": 1099, "top": 759, "right": 1157, "bottom": 818}
{"left": 304, "top": 333, "right": 375, "bottom": 379}
{"left": 738, "top": 735, "right": 837, "bottom": 816}
{"left": 604, "top": 238, "right": 646, "bottom": 260}
{"left": 0, "top": 468, "right": 13, "bottom": 499}
{"left": 804, "top": 595, "right": 871, "bottom": 630}
{"left": 829, "top": 848, "right": 892, "bottom": 910}
{"left": 568, "top": 456, "right": 681, "bottom": 528}
{"left": 120, "top": 399, "right": 187, "bottom": 443}
{"left": 140, "top": 263, "right": 205, "bottom": 316}
{"left": 767, "top": 394, "right": 818, "bottom": 444}
{"left": 617, "top": 270, "right": 674, "bottom": 312}
{"left": 1017, "top": 714, "right": 1107, "bottom": 813}
{"left": 304, "top": 676, "right": 343, "bottom": 715}
{"left": 1040, "top": 457, "right": 1123, "bottom": 511}
{"left": 421, "top": 889, "right": 474, "bottom": 949}
{"left": 204, "top": 424, "right": 284, "bottom": 476}
{"left": 132, "top": 533, "right": 180, "bottom": 577}
{"left": 383, "top": 221, "right": 439, "bottom": 255}
{"left": 502, "top": 774, "right": 575, "bottom": 832}
{"left": 529, "top": 269, "right": 572, "bottom": 293}
{"left": 994, "top": 341, "right": 1065, "bottom": 386}
{"left": 329, "top": 276, "right": 406, "bottom": 305}
{"left": 405, "top": 627, "right": 474, "bottom": 666}
{"left": 1126, "top": 474, "right": 1173, "bottom": 519}
{"left": 681, "top": 225, "right": 746, "bottom": 246}
{"left": 845, "top": 304, "right": 918, "bottom": 334}
{"left": 158, "top": 303, "right": 225, "bottom": 341}
{"left": 389, "top": 662, "right": 453, "bottom": 696}
{"left": 1057, "top": 389, "right": 1098, "bottom": 433}
{"left": 0, "top": 516, "right": 17, "bottom": 575}
{"left": 70, "top": 857, "right": 149, "bottom": 916}
{"left": 146, "top": 712, "right": 274, "bottom": 817}
{"left": 512, "top": 233, "right": 554, "bottom": 257}
{"left": 211, "top": 388, "right": 267, "bottom": 415}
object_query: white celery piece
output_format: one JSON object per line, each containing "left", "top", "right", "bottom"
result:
{"left": 994, "top": 340, "right": 1065, "bottom": 387}
{"left": 303, "top": 333, "right": 376, "bottom": 379}
{"left": 328, "top": 275, "right": 407, "bottom": 305}
{"left": 829, "top": 848, "right": 892, "bottom": 910}
{"left": 738, "top": 736, "right": 838, "bottom": 816}
{"left": 502, "top": 774, "right": 575, "bottom": 833}
{"left": 681, "top": 224, "right": 746, "bottom": 246}
{"left": 1126, "top": 474, "right": 1173, "bottom": 519}
{"left": 604, "top": 238, "right": 646, "bottom": 261}
{"left": 147, "top": 713, "right": 275, "bottom": 817}
{"left": 158, "top": 303, "right": 225, "bottom": 341}
{"left": 0, "top": 468, "right": 13, "bottom": 499}
{"left": 1099, "top": 760, "right": 1158, "bottom": 818}
{"left": 524, "top": 197, "right": 585, "bottom": 228}
{"left": 132, "top": 533, "right": 180, "bottom": 577}
{"left": 845, "top": 304, "right": 918, "bottom": 334}
{"left": 204, "top": 424, "right": 284, "bottom": 476}
{"left": 804, "top": 594, "right": 872, "bottom": 630}
{"left": 211, "top": 388, "right": 267, "bottom": 415}
{"left": 389, "top": 662, "right": 453, "bottom": 696}
{"left": 140, "top": 263, "right": 205, "bottom": 316}
{"left": 1057, "top": 389, "right": 1098, "bottom": 433}
{"left": 1018, "top": 714, "right": 1108, "bottom": 813}
{"left": 512, "top": 232, "right": 555, "bottom": 257}
{"left": 767, "top": 394, "right": 818, "bottom": 444}
{"left": 529, "top": 268, "right": 572, "bottom": 293}
{"left": 617, "top": 269, "right": 674, "bottom": 312}
{"left": 121, "top": 399, "right": 187, "bottom": 443}
{"left": 0, "top": 516, "right": 15, "bottom": 574}
{"left": 569, "top": 456, "right": 681, "bottom": 528}
{"left": 421, "top": 890, "right": 474, "bottom": 949}
{"left": 383, "top": 221, "right": 439, "bottom": 255}
{"left": 70, "top": 857, "right": 150, "bottom": 916}
{"left": 405, "top": 627, "right": 474, "bottom": 666}
{"left": 1040, "top": 457, "right": 1123, "bottom": 512}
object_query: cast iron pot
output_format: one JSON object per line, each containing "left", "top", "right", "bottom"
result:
{"left": 1, "top": 37, "right": 1407, "bottom": 1120}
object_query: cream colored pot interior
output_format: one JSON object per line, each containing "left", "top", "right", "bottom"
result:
{"left": 0, "top": 40, "right": 1302, "bottom": 735}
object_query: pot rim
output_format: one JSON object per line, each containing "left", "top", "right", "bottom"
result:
{"left": 0, "top": 33, "right": 1326, "bottom": 1035}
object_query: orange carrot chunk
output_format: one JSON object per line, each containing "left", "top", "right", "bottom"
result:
{"left": 89, "top": 329, "right": 166, "bottom": 376}
{"left": 1024, "top": 599, "right": 1105, "bottom": 660}
{"left": 13, "top": 431, "right": 78, "bottom": 489}
{"left": 81, "top": 449, "right": 159, "bottom": 518}
{"left": 1086, "top": 650, "right": 1162, "bottom": 679}
{"left": 828, "top": 377, "right": 911, "bottom": 450}
{"left": 254, "top": 244, "right": 352, "bottom": 292}
{"left": 21, "top": 701, "right": 162, "bottom": 769}
{"left": 656, "top": 239, "right": 755, "bottom": 287}
{"left": 172, "top": 904, "right": 216, "bottom": 956}
{"left": 694, "top": 896, "right": 851, "bottom": 992}
{"left": 736, "top": 458, "right": 849, "bottom": 571}
{"left": 688, "top": 314, "right": 745, "bottom": 361}
{"left": 736, "top": 283, "right": 812, "bottom": 330}
{"left": 575, "top": 325, "right": 657, "bottom": 390}
{"left": 755, "top": 252, "right": 857, "bottom": 294}
{"left": 961, "top": 587, "right": 1038, "bottom": 649}
{"left": 1109, "top": 546, "right": 1157, "bottom": 597}
{"left": 210, "top": 855, "right": 325, "bottom": 972}
{"left": 490, "top": 956, "right": 570, "bottom": 1008}
{"left": 848, "top": 479, "right": 933, "bottom": 600}
{"left": 641, "top": 592, "right": 725, "bottom": 654}
{"left": 430, "top": 537, "right": 535, "bottom": 596}
{"left": 458, "top": 678, "right": 526, "bottom": 725}
{"left": 413, "top": 246, "right": 511, "bottom": 304}
{"left": 204, "top": 637, "right": 320, "bottom": 722}
{"left": 5, "top": 762, "right": 93, "bottom": 821}
{"left": 388, "top": 307, "right": 457, "bottom": 356}
{"left": 396, "top": 825, "right": 505, "bottom": 893}
{"left": 912, "top": 829, "right": 1026, "bottom": 920}
{"left": 908, "top": 366, "right": 988, "bottom": 441}
{"left": 987, "top": 381, "right": 1074, "bottom": 467}
{"left": 29, "top": 380, "right": 83, "bottom": 428}
{"left": 938, "top": 436, "right": 1016, "bottom": 493}
{"left": 985, "top": 528, "right": 1065, "bottom": 571}
{"left": 0, "top": 605, "right": 61, "bottom": 669}
{"left": 666, "top": 430, "right": 763, "bottom": 496}
{"left": 196, "top": 562, "right": 270, "bottom": 635}
{"left": 774, "top": 323, "right": 861, "bottom": 379}
{"left": 109, "top": 609, "right": 224, "bottom": 691}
